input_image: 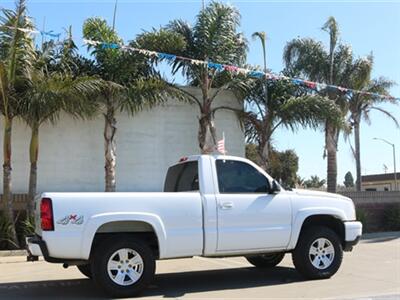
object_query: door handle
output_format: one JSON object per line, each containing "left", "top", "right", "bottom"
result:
{"left": 220, "top": 202, "right": 234, "bottom": 209}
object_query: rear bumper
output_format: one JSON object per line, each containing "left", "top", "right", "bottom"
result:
{"left": 26, "top": 234, "right": 87, "bottom": 264}
{"left": 26, "top": 235, "right": 47, "bottom": 261}
{"left": 343, "top": 221, "right": 363, "bottom": 251}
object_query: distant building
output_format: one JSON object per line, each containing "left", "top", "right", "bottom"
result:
{"left": 361, "top": 173, "right": 400, "bottom": 191}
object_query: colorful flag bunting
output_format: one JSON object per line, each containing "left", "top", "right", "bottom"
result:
{"left": 1, "top": 26, "right": 398, "bottom": 102}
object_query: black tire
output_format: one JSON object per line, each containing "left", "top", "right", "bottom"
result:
{"left": 246, "top": 253, "right": 285, "bottom": 268}
{"left": 77, "top": 264, "right": 92, "bottom": 279}
{"left": 91, "top": 235, "right": 156, "bottom": 298}
{"left": 292, "top": 226, "right": 343, "bottom": 280}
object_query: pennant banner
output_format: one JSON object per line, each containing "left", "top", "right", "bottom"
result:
{"left": 82, "top": 39, "right": 398, "bottom": 101}
{"left": 2, "top": 26, "right": 61, "bottom": 39}
{"left": 1, "top": 25, "right": 398, "bottom": 101}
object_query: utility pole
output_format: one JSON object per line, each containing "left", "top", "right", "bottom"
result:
{"left": 374, "top": 138, "right": 398, "bottom": 191}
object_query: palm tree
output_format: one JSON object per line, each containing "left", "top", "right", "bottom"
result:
{"left": 246, "top": 29, "right": 343, "bottom": 170}
{"left": 0, "top": 0, "right": 35, "bottom": 247}
{"left": 83, "top": 17, "right": 177, "bottom": 192}
{"left": 346, "top": 56, "right": 397, "bottom": 190}
{"left": 252, "top": 32, "right": 267, "bottom": 72}
{"left": 304, "top": 175, "right": 326, "bottom": 189}
{"left": 249, "top": 31, "right": 271, "bottom": 167}
{"left": 244, "top": 79, "right": 343, "bottom": 170}
{"left": 284, "top": 17, "right": 356, "bottom": 193}
{"left": 136, "top": 1, "right": 249, "bottom": 153}
{"left": 21, "top": 39, "right": 102, "bottom": 217}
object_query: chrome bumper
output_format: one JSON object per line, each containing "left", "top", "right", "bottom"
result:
{"left": 343, "top": 221, "right": 363, "bottom": 251}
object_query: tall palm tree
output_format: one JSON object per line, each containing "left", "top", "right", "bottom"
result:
{"left": 21, "top": 39, "right": 102, "bottom": 216}
{"left": 249, "top": 31, "right": 271, "bottom": 167}
{"left": 346, "top": 56, "right": 397, "bottom": 190}
{"left": 136, "top": 1, "right": 249, "bottom": 153}
{"left": 83, "top": 17, "right": 178, "bottom": 192}
{"left": 284, "top": 17, "right": 355, "bottom": 193}
{"left": 0, "top": 0, "right": 35, "bottom": 247}
{"left": 246, "top": 29, "right": 342, "bottom": 170}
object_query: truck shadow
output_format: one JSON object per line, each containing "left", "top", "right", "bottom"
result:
{"left": 0, "top": 266, "right": 303, "bottom": 299}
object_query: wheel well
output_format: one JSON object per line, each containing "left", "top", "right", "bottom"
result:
{"left": 90, "top": 221, "right": 160, "bottom": 259}
{"left": 299, "top": 215, "right": 345, "bottom": 247}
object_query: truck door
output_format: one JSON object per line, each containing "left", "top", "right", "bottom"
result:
{"left": 215, "top": 159, "right": 291, "bottom": 252}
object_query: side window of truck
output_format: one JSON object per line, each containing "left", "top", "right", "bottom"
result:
{"left": 164, "top": 161, "right": 199, "bottom": 192}
{"left": 216, "top": 160, "right": 270, "bottom": 194}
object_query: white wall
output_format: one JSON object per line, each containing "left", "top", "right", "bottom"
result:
{"left": 0, "top": 88, "right": 244, "bottom": 193}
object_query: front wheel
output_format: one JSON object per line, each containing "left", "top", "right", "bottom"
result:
{"left": 292, "top": 226, "right": 343, "bottom": 279}
{"left": 91, "top": 236, "right": 155, "bottom": 297}
{"left": 246, "top": 253, "right": 285, "bottom": 268}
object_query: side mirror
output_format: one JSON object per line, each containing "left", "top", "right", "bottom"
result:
{"left": 270, "top": 180, "right": 281, "bottom": 194}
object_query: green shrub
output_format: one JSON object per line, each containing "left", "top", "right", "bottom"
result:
{"left": 383, "top": 206, "right": 400, "bottom": 231}
{"left": 0, "top": 213, "right": 18, "bottom": 250}
{"left": 21, "top": 215, "right": 35, "bottom": 236}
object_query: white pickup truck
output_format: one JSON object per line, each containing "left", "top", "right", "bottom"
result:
{"left": 26, "top": 155, "right": 362, "bottom": 297}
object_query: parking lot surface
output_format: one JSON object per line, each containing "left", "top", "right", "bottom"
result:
{"left": 0, "top": 233, "right": 399, "bottom": 299}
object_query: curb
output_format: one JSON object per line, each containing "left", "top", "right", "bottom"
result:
{"left": 0, "top": 249, "right": 27, "bottom": 257}
{"left": 361, "top": 231, "right": 400, "bottom": 240}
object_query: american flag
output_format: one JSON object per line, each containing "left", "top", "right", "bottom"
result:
{"left": 217, "top": 132, "right": 226, "bottom": 155}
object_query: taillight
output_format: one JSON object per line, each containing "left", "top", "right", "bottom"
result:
{"left": 40, "top": 197, "right": 54, "bottom": 231}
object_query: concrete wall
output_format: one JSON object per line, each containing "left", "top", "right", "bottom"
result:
{"left": 0, "top": 87, "right": 244, "bottom": 193}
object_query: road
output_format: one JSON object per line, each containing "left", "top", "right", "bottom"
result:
{"left": 0, "top": 233, "right": 399, "bottom": 299}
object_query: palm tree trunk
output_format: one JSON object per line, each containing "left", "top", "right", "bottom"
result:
{"left": 104, "top": 105, "right": 117, "bottom": 192}
{"left": 2, "top": 116, "right": 19, "bottom": 248}
{"left": 326, "top": 122, "right": 337, "bottom": 193}
{"left": 27, "top": 124, "right": 39, "bottom": 218}
{"left": 198, "top": 113, "right": 217, "bottom": 154}
{"left": 354, "top": 119, "right": 362, "bottom": 191}
{"left": 258, "top": 140, "right": 270, "bottom": 171}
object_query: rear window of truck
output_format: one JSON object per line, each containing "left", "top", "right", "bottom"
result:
{"left": 164, "top": 161, "right": 199, "bottom": 192}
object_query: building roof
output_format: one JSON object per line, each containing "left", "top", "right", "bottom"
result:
{"left": 362, "top": 172, "right": 400, "bottom": 182}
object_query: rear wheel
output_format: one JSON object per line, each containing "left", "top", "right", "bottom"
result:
{"left": 77, "top": 264, "right": 92, "bottom": 279}
{"left": 292, "top": 226, "right": 343, "bottom": 279}
{"left": 91, "top": 236, "right": 155, "bottom": 297}
{"left": 246, "top": 253, "right": 285, "bottom": 268}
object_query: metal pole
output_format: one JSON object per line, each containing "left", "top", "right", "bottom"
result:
{"left": 374, "top": 137, "right": 397, "bottom": 191}
{"left": 393, "top": 144, "right": 397, "bottom": 191}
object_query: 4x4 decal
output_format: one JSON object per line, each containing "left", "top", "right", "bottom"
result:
{"left": 57, "top": 214, "right": 84, "bottom": 225}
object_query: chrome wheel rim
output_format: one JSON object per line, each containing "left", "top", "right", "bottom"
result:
{"left": 308, "top": 238, "right": 335, "bottom": 270}
{"left": 107, "top": 248, "right": 144, "bottom": 286}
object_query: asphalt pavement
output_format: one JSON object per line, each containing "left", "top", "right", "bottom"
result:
{"left": 0, "top": 232, "right": 399, "bottom": 299}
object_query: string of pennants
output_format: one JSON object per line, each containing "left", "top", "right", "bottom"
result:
{"left": 83, "top": 39, "right": 398, "bottom": 101}
{"left": 2, "top": 26, "right": 61, "bottom": 39}
{"left": 1, "top": 26, "right": 398, "bottom": 101}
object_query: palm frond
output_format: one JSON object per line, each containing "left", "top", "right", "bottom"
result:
{"left": 368, "top": 106, "right": 399, "bottom": 128}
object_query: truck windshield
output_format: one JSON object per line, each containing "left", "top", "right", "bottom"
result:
{"left": 164, "top": 161, "right": 199, "bottom": 192}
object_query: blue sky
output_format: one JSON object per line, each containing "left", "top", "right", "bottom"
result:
{"left": 2, "top": 0, "right": 399, "bottom": 182}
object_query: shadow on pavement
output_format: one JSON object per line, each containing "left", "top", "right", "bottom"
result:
{"left": 0, "top": 266, "right": 303, "bottom": 299}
